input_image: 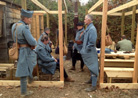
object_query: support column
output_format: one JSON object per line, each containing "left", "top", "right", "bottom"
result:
{"left": 40, "top": 15, "right": 44, "bottom": 34}
{"left": 21, "top": 0, "right": 27, "bottom": 10}
{"left": 99, "top": 0, "right": 108, "bottom": 83}
{"left": 121, "top": 10, "right": 125, "bottom": 36}
{"left": 65, "top": 10, "right": 67, "bottom": 46}
{"left": 36, "top": 15, "right": 40, "bottom": 41}
{"left": 131, "top": 6, "right": 136, "bottom": 44}
{"left": 47, "top": 13, "right": 50, "bottom": 28}
{"left": 133, "top": 24, "right": 138, "bottom": 83}
{"left": 58, "top": 0, "right": 64, "bottom": 81}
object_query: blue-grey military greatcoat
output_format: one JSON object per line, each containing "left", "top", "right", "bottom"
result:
{"left": 80, "top": 23, "right": 99, "bottom": 76}
{"left": 35, "top": 41, "right": 56, "bottom": 75}
{"left": 12, "top": 20, "right": 37, "bottom": 78}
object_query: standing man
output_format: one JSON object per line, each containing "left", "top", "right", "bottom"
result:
{"left": 80, "top": 14, "right": 99, "bottom": 92}
{"left": 12, "top": 9, "right": 37, "bottom": 97}
{"left": 70, "top": 22, "right": 85, "bottom": 71}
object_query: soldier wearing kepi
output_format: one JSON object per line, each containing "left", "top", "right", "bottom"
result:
{"left": 11, "top": 9, "right": 37, "bottom": 97}
{"left": 80, "top": 14, "right": 99, "bottom": 92}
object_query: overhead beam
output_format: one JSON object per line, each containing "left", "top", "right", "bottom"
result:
{"left": 0, "top": 1, "right": 6, "bottom": 5}
{"left": 125, "top": 9, "right": 138, "bottom": 16}
{"left": 90, "top": 11, "right": 122, "bottom": 16}
{"left": 34, "top": 11, "right": 65, "bottom": 14}
{"left": 108, "top": 0, "right": 138, "bottom": 14}
{"left": 88, "top": 0, "right": 103, "bottom": 13}
{"left": 31, "top": 0, "right": 50, "bottom": 13}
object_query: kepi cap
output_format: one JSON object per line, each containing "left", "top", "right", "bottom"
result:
{"left": 21, "top": 9, "right": 34, "bottom": 18}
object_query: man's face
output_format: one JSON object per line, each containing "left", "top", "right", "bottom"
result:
{"left": 46, "top": 30, "right": 50, "bottom": 34}
{"left": 43, "top": 39, "right": 49, "bottom": 45}
{"left": 77, "top": 26, "right": 83, "bottom": 30}
{"left": 24, "top": 17, "right": 32, "bottom": 24}
{"left": 84, "top": 16, "right": 91, "bottom": 25}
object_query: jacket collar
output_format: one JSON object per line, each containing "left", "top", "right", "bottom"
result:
{"left": 18, "top": 20, "right": 27, "bottom": 25}
{"left": 38, "top": 41, "right": 51, "bottom": 52}
{"left": 77, "top": 28, "right": 84, "bottom": 33}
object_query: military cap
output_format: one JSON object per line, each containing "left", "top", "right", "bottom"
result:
{"left": 21, "top": 9, "right": 34, "bottom": 18}
{"left": 76, "top": 22, "right": 84, "bottom": 26}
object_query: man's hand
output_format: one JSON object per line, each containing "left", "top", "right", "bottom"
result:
{"left": 75, "top": 40, "right": 83, "bottom": 45}
{"left": 54, "top": 58, "right": 57, "bottom": 62}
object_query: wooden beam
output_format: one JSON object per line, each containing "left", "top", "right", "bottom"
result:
{"left": 63, "top": 0, "right": 68, "bottom": 13}
{"left": 58, "top": 0, "right": 64, "bottom": 81}
{"left": 88, "top": 0, "right": 103, "bottom": 13}
{"left": 34, "top": 11, "right": 65, "bottom": 14}
{"left": 32, "top": 15, "right": 36, "bottom": 39}
{"left": 121, "top": 10, "right": 125, "bottom": 35}
{"left": 21, "top": 0, "right": 27, "bottom": 10}
{"left": 0, "top": 80, "right": 64, "bottom": 87}
{"left": 40, "top": 15, "right": 44, "bottom": 34}
{"left": 108, "top": 0, "right": 138, "bottom": 14}
{"left": 47, "top": 13, "right": 50, "bottom": 28}
{"left": 100, "top": 83, "right": 138, "bottom": 89}
{"left": 125, "top": 9, "right": 138, "bottom": 16}
{"left": 0, "top": 1, "right": 6, "bottom": 5}
{"left": 99, "top": 0, "right": 108, "bottom": 83}
{"left": 31, "top": 0, "right": 50, "bottom": 13}
{"left": 133, "top": 24, "right": 138, "bottom": 83}
{"left": 65, "top": 10, "right": 67, "bottom": 46}
{"left": 131, "top": 6, "right": 136, "bottom": 44}
{"left": 90, "top": 11, "right": 122, "bottom": 16}
{"left": 36, "top": 15, "right": 40, "bottom": 41}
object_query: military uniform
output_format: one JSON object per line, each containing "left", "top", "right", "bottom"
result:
{"left": 80, "top": 23, "right": 99, "bottom": 87}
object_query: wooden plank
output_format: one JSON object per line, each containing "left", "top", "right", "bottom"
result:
{"left": 100, "top": 83, "right": 138, "bottom": 89}
{"left": 99, "top": 0, "right": 108, "bottom": 83}
{"left": 108, "top": 0, "right": 138, "bottom": 14}
{"left": 58, "top": 0, "right": 64, "bottom": 81}
{"left": 0, "top": 64, "right": 14, "bottom": 67}
{"left": 63, "top": 0, "right": 68, "bottom": 13}
{"left": 65, "top": 10, "right": 67, "bottom": 46}
{"left": 36, "top": 15, "right": 40, "bottom": 41}
{"left": 47, "top": 13, "right": 49, "bottom": 28}
{"left": 133, "top": 24, "right": 138, "bottom": 83}
{"left": 121, "top": 10, "right": 125, "bottom": 36}
{"left": 31, "top": 0, "right": 50, "bottom": 13}
{"left": 0, "top": 9, "right": 3, "bottom": 37}
{"left": 0, "top": 80, "right": 64, "bottom": 87}
{"left": 104, "top": 67, "right": 134, "bottom": 71}
{"left": 21, "top": 0, "right": 27, "bottom": 10}
{"left": 88, "top": 0, "right": 103, "bottom": 13}
{"left": 125, "top": 9, "right": 138, "bottom": 16}
{"left": 32, "top": 15, "right": 36, "bottom": 38}
{"left": 0, "top": 1, "right": 6, "bottom": 5}
{"left": 34, "top": 11, "right": 65, "bottom": 14}
{"left": 40, "top": 15, "right": 44, "bottom": 34}
{"left": 131, "top": 6, "right": 136, "bottom": 44}
{"left": 90, "top": 11, "right": 122, "bottom": 16}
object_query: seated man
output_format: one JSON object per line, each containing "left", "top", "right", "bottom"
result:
{"left": 35, "top": 34, "right": 74, "bottom": 82}
{"left": 116, "top": 35, "right": 132, "bottom": 52}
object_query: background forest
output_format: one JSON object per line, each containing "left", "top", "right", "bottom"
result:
{"left": 5, "top": 0, "right": 138, "bottom": 46}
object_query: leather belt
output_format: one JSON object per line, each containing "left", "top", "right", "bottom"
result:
{"left": 19, "top": 44, "right": 30, "bottom": 48}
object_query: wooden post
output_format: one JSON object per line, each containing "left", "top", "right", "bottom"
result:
{"left": 47, "top": 13, "right": 50, "bottom": 28}
{"left": 99, "top": 0, "right": 108, "bottom": 83}
{"left": 58, "top": 0, "right": 64, "bottom": 81}
{"left": 131, "top": 6, "right": 136, "bottom": 44}
{"left": 65, "top": 10, "right": 67, "bottom": 46}
{"left": 21, "top": 0, "right": 27, "bottom": 10}
{"left": 36, "top": 15, "right": 40, "bottom": 41}
{"left": 133, "top": 24, "right": 138, "bottom": 83}
{"left": 121, "top": 10, "right": 125, "bottom": 36}
{"left": 40, "top": 15, "right": 44, "bottom": 34}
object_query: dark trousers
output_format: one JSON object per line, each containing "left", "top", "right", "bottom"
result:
{"left": 56, "top": 59, "right": 68, "bottom": 79}
{"left": 72, "top": 49, "right": 84, "bottom": 69}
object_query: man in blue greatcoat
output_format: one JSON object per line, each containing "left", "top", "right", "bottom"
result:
{"left": 80, "top": 14, "right": 99, "bottom": 92}
{"left": 12, "top": 9, "right": 37, "bottom": 97}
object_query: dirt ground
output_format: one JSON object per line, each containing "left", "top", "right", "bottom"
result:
{"left": 0, "top": 60, "right": 138, "bottom": 98}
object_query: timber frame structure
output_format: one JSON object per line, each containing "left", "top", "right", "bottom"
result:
{"left": 0, "top": 0, "right": 138, "bottom": 89}
{"left": 0, "top": 0, "right": 67, "bottom": 87}
{"left": 87, "top": 0, "right": 138, "bottom": 89}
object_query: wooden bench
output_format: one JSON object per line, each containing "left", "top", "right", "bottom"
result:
{"left": 104, "top": 67, "right": 134, "bottom": 83}
{"left": 104, "top": 59, "right": 134, "bottom": 68}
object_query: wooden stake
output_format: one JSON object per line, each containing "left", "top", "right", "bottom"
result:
{"left": 41, "top": 15, "right": 44, "bottom": 34}
{"left": 36, "top": 15, "right": 40, "bottom": 41}
{"left": 58, "top": 0, "right": 64, "bottom": 81}
{"left": 121, "top": 10, "right": 125, "bottom": 36}
{"left": 65, "top": 10, "right": 67, "bottom": 46}
{"left": 21, "top": 0, "right": 27, "bottom": 10}
{"left": 47, "top": 13, "right": 49, "bottom": 28}
{"left": 131, "top": 6, "right": 136, "bottom": 44}
{"left": 133, "top": 24, "right": 138, "bottom": 83}
{"left": 99, "top": 0, "right": 108, "bottom": 83}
